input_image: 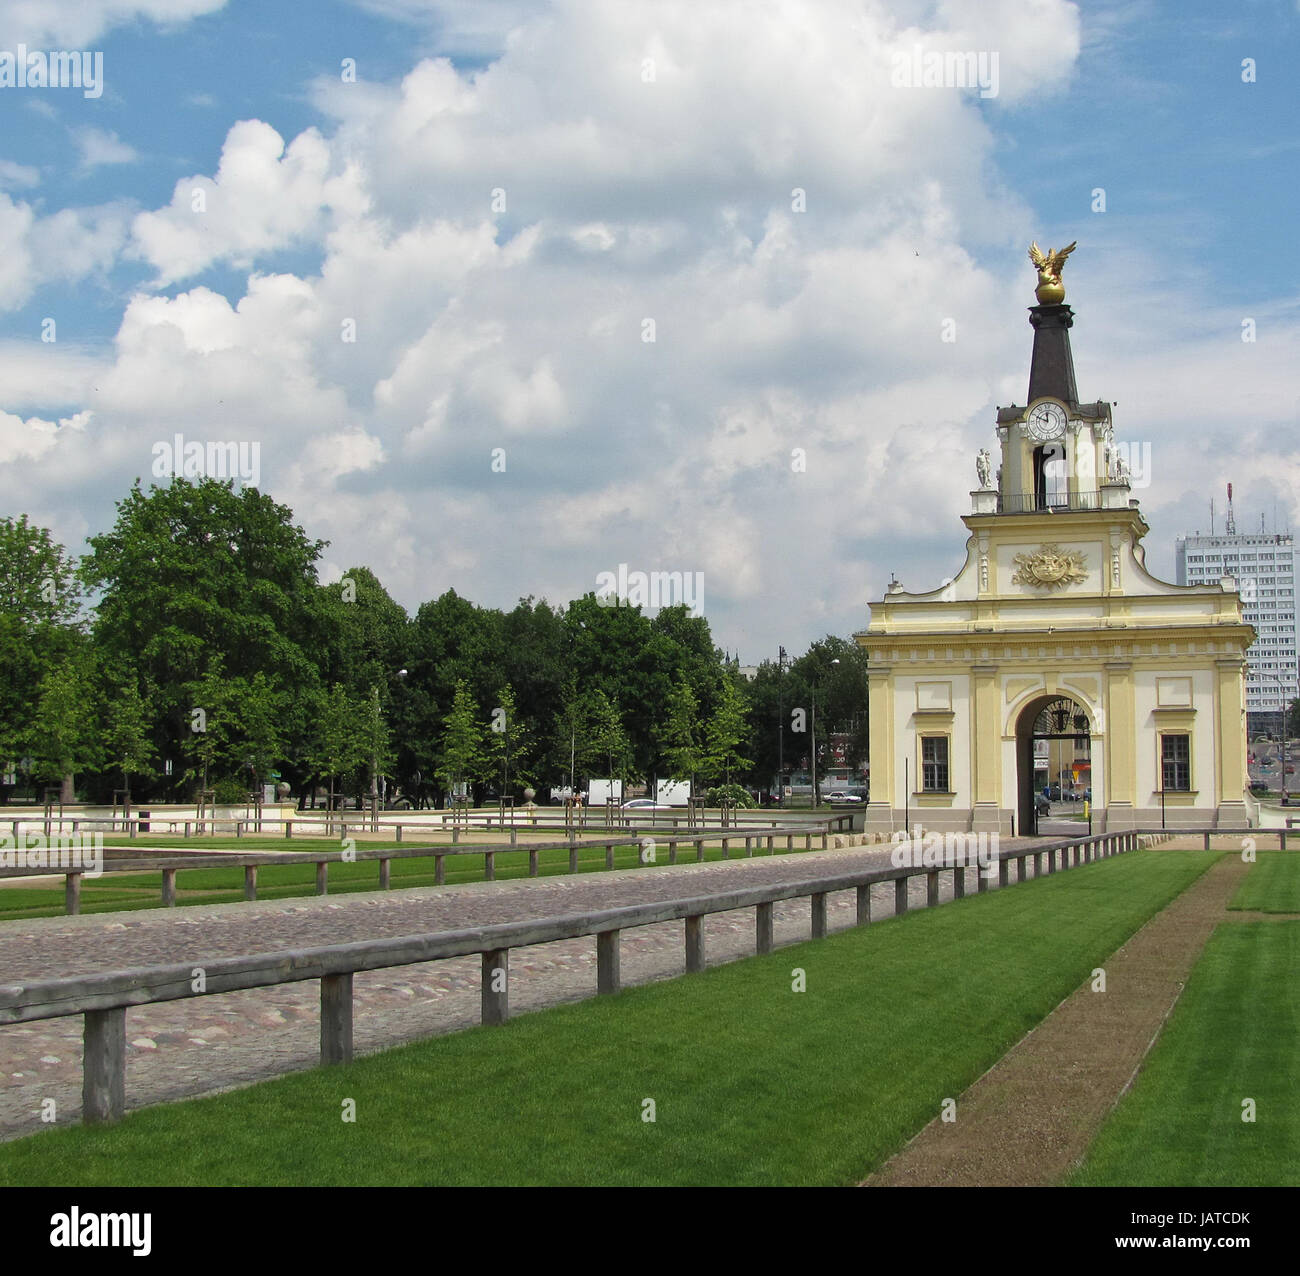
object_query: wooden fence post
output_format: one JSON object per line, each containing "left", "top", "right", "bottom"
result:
{"left": 926, "top": 870, "right": 940, "bottom": 907}
{"left": 83, "top": 1007, "right": 126, "bottom": 1125}
{"left": 685, "top": 915, "right": 704, "bottom": 972}
{"left": 65, "top": 872, "right": 82, "bottom": 915}
{"left": 597, "top": 930, "right": 620, "bottom": 994}
{"left": 316, "top": 862, "right": 328, "bottom": 895}
{"left": 378, "top": 858, "right": 391, "bottom": 890}
{"left": 244, "top": 865, "right": 258, "bottom": 901}
{"left": 895, "top": 877, "right": 909, "bottom": 915}
{"left": 528, "top": 849, "right": 539, "bottom": 877}
{"left": 998, "top": 859, "right": 1009, "bottom": 887}
{"left": 435, "top": 853, "right": 446, "bottom": 885}
{"left": 856, "top": 884, "right": 872, "bottom": 923}
{"left": 485, "top": 851, "right": 495, "bottom": 881}
{"left": 953, "top": 865, "right": 965, "bottom": 899}
{"left": 811, "top": 892, "right": 828, "bottom": 938}
{"left": 482, "top": 949, "right": 509, "bottom": 1025}
{"left": 756, "top": 901, "right": 774, "bottom": 953}
{"left": 320, "top": 973, "right": 353, "bottom": 1065}
{"left": 161, "top": 868, "right": 177, "bottom": 907}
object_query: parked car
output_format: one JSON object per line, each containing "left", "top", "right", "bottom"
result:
{"left": 622, "top": 798, "right": 670, "bottom": 811}
{"left": 825, "top": 791, "right": 864, "bottom": 805}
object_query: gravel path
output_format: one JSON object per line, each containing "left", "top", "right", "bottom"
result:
{"left": 2, "top": 840, "right": 1044, "bottom": 1139}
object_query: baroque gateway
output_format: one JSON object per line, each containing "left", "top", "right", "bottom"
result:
{"left": 860, "top": 246, "right": 1255, "bottom": 835}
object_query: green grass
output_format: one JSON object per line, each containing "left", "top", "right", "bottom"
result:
{"left": 0, "top": 839, "right": 799, "bottom": 920}
{"left": 1069, "top": 921, "right": 1300, "bottom": 1186}
{"left": 0, "top": 849, "right": 1217, "bottom": 1187}
{"left": 1228, "top": 852, "right": 1300, "bottom": 913}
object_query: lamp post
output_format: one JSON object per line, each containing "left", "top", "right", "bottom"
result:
{"left": 370, "top": 669, "right": 408, "bottom": 831}
{"left": 810, "top": 658, "right": 840, "bottom": 808}
{"left": 777, "top": 645, "right": 787, "bottom": 808}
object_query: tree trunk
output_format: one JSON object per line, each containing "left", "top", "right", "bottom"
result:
{"left": 61, "top": 771, "right": 75, "bottom": 805}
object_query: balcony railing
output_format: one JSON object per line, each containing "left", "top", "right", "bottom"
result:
{"left": 997, "top": 490, "right": 1101, "bottom": 515}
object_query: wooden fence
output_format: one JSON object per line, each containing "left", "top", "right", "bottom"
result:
{"left": 0, "top": 827, "right": 1153, "bottom": 1125}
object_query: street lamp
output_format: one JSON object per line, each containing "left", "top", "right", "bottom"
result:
{"left": 370, "top": 668, "right": 408, "bottom": 830}
{"left": 777, "top": 645, "right": 787, "bottom": 808}
{"left": 810, "top": 658, "right": 840, "bottom": 808}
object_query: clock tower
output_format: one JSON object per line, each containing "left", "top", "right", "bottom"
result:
{"left": 860, "top": 245, "right": 1255, "bottom": 837}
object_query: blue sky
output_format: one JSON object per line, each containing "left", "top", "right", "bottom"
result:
{"left": 1, "top": 0, "right": 1297, "bottom": 659}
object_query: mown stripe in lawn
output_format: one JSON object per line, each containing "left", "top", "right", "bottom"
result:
{"left": 0, "top": 850, "right": 1216, "bottom": 1187}
{"left": 1069, "top": 920, "right": 1300, "bottom": 1186}
{"left": 1228, "top": 851, "right": 1300, "bottom": 913}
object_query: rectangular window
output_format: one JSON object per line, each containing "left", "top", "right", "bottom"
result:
{"left": 1161, "top": 734, "right": 1191, "bottom": 792}
{"left": 921, "top": 736, "right": 949, "bottom": 792}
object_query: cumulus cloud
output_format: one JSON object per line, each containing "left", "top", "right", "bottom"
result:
{"left": 73, "top": 126, "right": 139, "bottom": 170}
{"left": 0, "top": 0, "right": 228, "bottom": 47}
{"left": 3, "top": 0, "right": 1293, "bottom": 658}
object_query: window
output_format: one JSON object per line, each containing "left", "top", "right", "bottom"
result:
{"left": 1161, "top": 734, "right": 1190, "bottom": 792}
{"left": 921, "top": 736, "right": 949, "bottom": 792}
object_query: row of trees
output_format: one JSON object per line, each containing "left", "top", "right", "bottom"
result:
{"left": 0, "top": 478, "right": 870, "bottom": 808}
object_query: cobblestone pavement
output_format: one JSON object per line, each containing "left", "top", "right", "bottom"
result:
{"left": 0, "top": 839, "right": 1048, "bottom": 1141}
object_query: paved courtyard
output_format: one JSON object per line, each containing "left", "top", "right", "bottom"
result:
{"left": 0, "top": 838, "right": 1049, "bottom": 1140}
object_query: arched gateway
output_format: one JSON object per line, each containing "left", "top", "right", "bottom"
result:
{"left": 860, "top": 245, "right": 1254, "bottom": 834}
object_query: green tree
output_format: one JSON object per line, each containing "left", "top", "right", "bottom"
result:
{"left": 656, "top": 678, "right": 702, "bottom": 792}
{"left": 438, "top": 680, "right": 486, "bottom": 798}
{"left": 701, "top": 676, "right": 753, "bottom": 789}
{"left": 306, "top": 684, "right": 369, "bottom": 809}
{"left": 485, "top": 685, "right": 536, "bottom": 798}
{"left": 101, "top": 666, "right": 156, "bottom": 808}
{"left": 0, "top": 515, "right": 84, "bottom": 767}
{"left": 30, "top": 648, "right": 100, "bottom": 802}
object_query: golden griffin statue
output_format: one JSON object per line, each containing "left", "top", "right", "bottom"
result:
{"left": 1028, "top": 240, "right": 1076, "bottom": 304}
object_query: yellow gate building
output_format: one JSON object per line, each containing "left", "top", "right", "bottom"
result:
{"left": 859, "top": 247, "right": 1255, "bottom": 835}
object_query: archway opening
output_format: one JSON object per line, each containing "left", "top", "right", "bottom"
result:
{"left": 1016, "top": 694, "right": 1091, "bottom": 835}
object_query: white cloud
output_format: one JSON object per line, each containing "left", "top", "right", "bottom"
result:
{"left": 5, "top": 0, "right": 1295, "bottom": 660}
{"left": 0, "top": 0, "right": 228, "bottom": 47}
{"left": 73, "top": 126, "right": 139, "bottom": 169}
{"left": 0, "top": 159, "right": 39, "bottom": 188}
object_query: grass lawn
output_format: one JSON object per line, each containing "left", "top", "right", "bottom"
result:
{"left": 0, "top": 838, "right": 798, "bottom": 920}
{"left": 1228, "top": 851, "right": 1300, "bottom": 913}
{"left": 0, "top": 849, "right": 1216, "bottom": 1187}
{"left": 1069, "top": 921, "right": 1300, "bottom": 1186}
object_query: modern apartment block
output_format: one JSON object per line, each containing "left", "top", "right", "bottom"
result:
{"left": 1175, "top": 530, "right": 1297, "bottom": 736}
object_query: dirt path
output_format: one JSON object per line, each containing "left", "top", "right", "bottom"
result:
{"left": 865, "top": 853, "right": 1250, "bottom": 1187}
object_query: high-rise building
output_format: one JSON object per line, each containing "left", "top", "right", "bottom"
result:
{"left": 1175, "top": 529, "right": 1297, "bottom": 737}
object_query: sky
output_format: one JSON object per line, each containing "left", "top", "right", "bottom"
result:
{"left": 1, "top": 0, "right": 1297, "bottom": 663}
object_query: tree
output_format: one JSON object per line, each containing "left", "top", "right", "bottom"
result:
{"left": 101, "top": 666, "right": 156, "bottom": 808}
{"left": 82, "top": 478, "right": 326, "bottom": 788}
{"left": 438, "top": 680, "right": 486, "bottom": 798}
{"left": 306, "top": 684, "right": 369, "bottom": 810}
{"left": 0, "top": 516, "right": 84, "bottom": 767}
{"left": 656, "top": 678, "right": 702, "bottom": 792}
{"left": 30, "top": 648, "right": 101, "bottom": 803}
{"left": 701, "top": 676, "right": 753, "bottom": 790}
{"left": 485, "top": 685, "right": 537, "bottom": 798}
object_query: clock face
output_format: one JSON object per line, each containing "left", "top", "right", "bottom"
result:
{"left": 1026, "top": 401, "right": 1067, "bottom": 442}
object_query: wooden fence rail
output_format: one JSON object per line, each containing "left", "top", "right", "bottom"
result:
{"left": 0, "top": 824, "right": 844, "bottom": 916}
{"left": 0, "top": 828, "right": 1152, "bottom": 1125}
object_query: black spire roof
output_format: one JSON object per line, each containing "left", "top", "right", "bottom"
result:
{"left": 1026, "top": 302, "right": 1079, "bottom": 406}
